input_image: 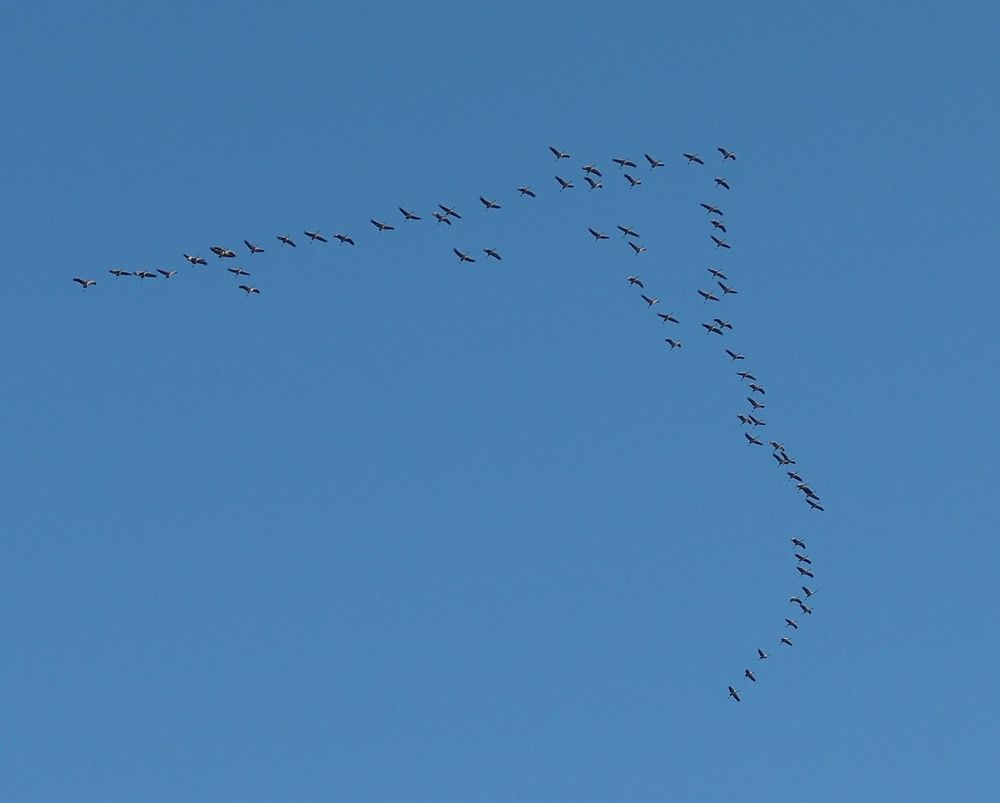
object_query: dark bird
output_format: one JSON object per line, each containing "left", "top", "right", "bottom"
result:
{"left": 644, "top": 153, "right": 664, "bottom": 169}
{"left": 708, "top": 268, "right": 728, "bottom": 279}
{"left": 703, "top": 322, "right": 724, "bottom": 335}
{"left": 549, "top": 146, "right": 570, "bottom": 160}
{"left": 780, "top": 637, "right": 793, "bottom": 647}
{"left": 665, "top": 338, "right": 682, "bottom": 349}
{"left": 799, "top": 603, "right": 813, "bottom": 615}
{"left": 304, "top": 230, "right": 328, "bottom": 243}
{"left": 641, "top": 294, "right": 659, "bottom": 308}
{"left": 798, "top": 484, "right": 820, "bottom": 500}
{"left": 210, "top": 246, "right": 236, "bottom": 259}
{"left": 757, "top": 648, "right": 769, "bottom": 660}
{"left": 228, "top": 267, "right": 251, "bottom": 278}
{"left": 184, "top": 254, "right": 208, "bottom": 266}
{"left": 618, "top": 225, "right": 640, "bottom": 238}
{"left": 711, "top": 219, "right": 728, "bottom": 233}
{"left": 747, "top": 396, "right": 764, "bottom": 409}
{"left": 108, "top": 269, "right": 131, "bottom": 278}
{"left": 277, "top": 235, "right": 297, "bottom": 247}
{"left": 797, "top": 566, "right": 815, "bottom": 578}
{"left": 718, "top": 147, "right": 737, "bottom": 161}
{"left": 749, "top": 383, "right": 766, "bottom": 395}
{"left": 745, "top": 668, "right": 757, "bottom": 682}
{"left": 585, "top": 176, "right": 603, "bottom": 190}
{"left": 627, "top": 275, "right": 644, "bottom": 288}
{"left": 624, "top": 173, "right": 642, "bottom": 187}
{"left": 613, "top": 157, "right": 637, "bottom": 169}
{"left": 701, "top": 203, "right": 724, "bottom": 216}
{"left": 802, "top": 586, "right": 816, "bottom": 598}
{"left": 698, "top": 289, "right": 720, "bottom": 302}
{"left": 737, "top": 371, "right": 756, "bottom": 381}
{"left": 517, "top": 186, "right": 536, "bottom": 198}
{"left": 432, "top": 211, "right": 452, "bottom": 225}
{"left": 629, "top": 242, "right": 647, "bottom": 255}
{"left": 726, "top": 349, "right": 745, "bottom": 361}
{"left": 745, "top": 433, "right": 763, "bottom": 446}
{"left": 683, "top": 152, "right": 704, "bottom": 165}
{"left": 657, "top": 312, "right": 679, "bottom": 324}
{"left": 795, "top": 553, "right": 812, "bottom": 565}
{"left": 483, "top": 248, "right": 502, "bottom": 261}
{"left": 334, "top": 233, "right": 355, "bottom": 245}
{"left": 157, "top": 269, "right": 177, "bottom": 279}
{"left": 737, "top": 415, "right": 752, "bottom": 425}
{"left": 718, "top": 281, "right": 738, "bottom": 295}
{"left": 479, "top": 196, "right": 501, "bottom": 210}
{"left": 728, "top": 686, "right": 741, "bottom": 702}
{"left": 439, "top": 204, "right": 462, "bottom": 219}
{"left": 399, "top": 206, "right": 422, "bottom": 220}
{"left": 714, "top": 177, "right": 731, "bottom": 190}
{"left": 371, "top": 219, "right": 395, "bottom": 232}
{"left": 238, "top": 284, "right": 260, "bottom": 295}
{"left": 244, "top": 240, "right": 265, "bottom": 254}
{"left": 589, "top": 228, "right": 609, "bottom": 241}
{"left": 807, "top": 499, "right": 826, "bottom": 512}
{"left": 714, "top": 318, "right": 733, "bottom": 330}
{"left": 777, "top": 450, "right": 796, "bottom": 464}
{"left": 789, "top": 596, "right": 803, "bottom": 605}
{"left": 711, "top": 235, "right": 731, "bottom": 249}
{"left": 791, "top": 537, "right": 807, "bottom": 549}
{"left": 135, "top": 271, "right": 157, "bottom": 279}
{"left": 582, "top": 164, "right": 602, "bottom": 176}
{"left": 73, "top": 277, "right": 96, "bottom": 289}
{"left": 453, "top": 248, "right": 476, "bottom": 263}
{"left": 555, "top": 175, "right": 574, "bottom": 190}
{"left": 785, "top": 618, "right": 798, "bottom": 629}
{"left": 748, "top": 415, "right": 766, "bottom": 427}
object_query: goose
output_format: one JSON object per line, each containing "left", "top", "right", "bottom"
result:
{"left": 785, "top": 619, "right": 798, "bottom": 629}
{"left": 549, "top": 146, "right": 570, "bottom": 160}
{"left": 711, "top": 220, "right": 728, "bottom": 233}
{"left": 701, "top": 203, "right": 723, "bottom": 216}
{"left": 134, "top": 271, "right": 157, "bottom": 279}
{"left": 795, "top": 553, "right": 812, "bottom": 565}
{"left": 585, "top": 176, "right": 603, "bottom": 190}
{"left": 718, "top": 147, "right": 737, "bottom": 161}
{"left": 728, "top": 686, "right": 741, "bottom": 702}
{"left": 797, "top": 566, "right": 815, "bottom": 578}
{"left": 439, "top": 204, "right": 462, "bottom": 219}
{"left": 617, "top": 225, "right": 640, "bottom": 238}
{"left": 624, "top": 173, "right": 642, "bottom": 187}
{"left": 210, "top": 245, "right": 236, "bottom": 258}
{"left": 582, "top": 164, "right": 602, "bottom": 176}
{"left": 370, "top": 219, "right": 395, "bottom": 232}
{"left": 399, "top": 206, "right": 422, "bottom": 220}
{"left": 745, "top": 433, "right": 763, "bottom": 446}
{"left": 555, "top": 175, "right": 574, "bottom": 190}
{"left": 629, "top": 242, "right": 647, "bottom": 255}
{"left": 228, "top": 267, "right": 251, "bottom": 278}
{"left": 698, "top": 289, "right": 720, "bottom": 302}
{"left": 726, "top": 349, "right": 745, "bottom": 361}
{"left": 749, "top": 383, "right": 765, "bottom": 395}
{"left": 453, "top": 248, "right": 476, "bottom": 263}
{"left": 304, "top": 230, "right": 328, "bottom": 243}
{"left": 683, "top": 152, "right": 704, "bottom": 165}
{"left": 802, "top": 586, "right": 816, "bottom": 598}
{"left": 244, "top": 240, "right": 265, "bottom": 254}
{"left": 613, "top": 157, "right": 637, "bottom": 169}
{"left": 334, "top": 233, "right": 356, "bottom": 245}
{"left": 157, "top": 269, "right": 177, "bottom": 279}
{"left": 627, "top": 276, "right": 644, "bottom": 288}
{"left": 238, "top": 284, "right": 260, "bottom": 295}
{"left": 711, "top": 235, "right": 731, "bottom": 249}
{"left": 780, "top": 637, "right": 793, "bottom": 647}
{"left": 184, "top": 254, "right": 208, "bottom": 266}
{"left": 708, "top": 268, "right": 728, "bottom": 279}
{"left": 432, "top": 211, "right": 452, "bottom": 225}
{"left": 714, "top": 177, "right": 730, "bottom": 190}
{"left": 664, "top": 338, "right": 682, "bottom": 349}
{"left": 737, "top": 371, "right": 756, "bottom": 381}
{"left": 517, "top": 186, "right": 536, "bottom": 198}
{"left": 640, "top": 294, "right": 659, "bottom": 308}
{"left": 479, "top": 196, "right": 501, "bottom": 210}
{"left": 644, "top": 153, "right": 664, "bottom": 169}
{"left": 747, "top": 396, "right": 764, "bottom": 409}
{"left": 588, "top": 228, "right": 609, "bottom": 241}
{"left": 748, "top": 415, "right": 766, "bottom": 427}
{"left": 277, "top": 235, "right": 297, "bottom": 247}
{"left": 73, "top": 277, "right": 97, "bottom": 288}
{"left": 757, "top": 648, "right": 769, "bottom": 660}
{"left": 713, "top": 318, "right": 733, "bottom": 330}
{"left": 702, "top": 323, "right": 724, "bottom": 335}
{"left": 483, "top": 248, "right": 502, "bottom": 261}
{"left": 807, "top": 499, "right": 826, "bottom": 512}
{"left": 108, "top": 269, "right": 131, "bottom": 278}
{"left": 744, "top": 668, "right": 756, "bottom": 682}
{"left": 799, "top": 603, "right": 813, "bottom": 615}
{"left": 657, "top": 312, "right": 679, "bottom": 324}
{"left": 791, "top": 537, "right": 807, "bottom": 549}
{"left": 718, "top": 281, "right": 738, "bottom": 295}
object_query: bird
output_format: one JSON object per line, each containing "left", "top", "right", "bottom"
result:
{"left": 584, "top": 176, "right": 603, "bottom": 190}
{"left": 228, "top": 267, "right": 251, "bottom": 278}
{"left": 617, "top": 225, "right": 640, "bottom": 238}
{"left": 134, "top": 271, "right": 157, "bottom": 279}
{"left": 624, "top": 173, "right": 642, "bottom": 187}
{"left": 703, "top": 323, "right": 724, "bottom": 335}
{"left": 718, "top": 147, "right": 737, "bottom": 161}
{"left": 657, "top": 312, "right": 679, "bottom": 324}
{"left": 747, "top": 396, "right": 764, "bottom": 409}
{"left": 641, "top": 294, "right": 659, "bottom": 308}
{"left": 708, "top": 268, "right": 728, "bottom": 279}
{"left": 432, "top": 211, "right": 453, "bottom": 225}
{"left": 238, "top": 284, "right": 260, "bottom": 295}
{"left": 737, "top": 371, "right": 756, "bottom": 381}
{"left": 798, "top": 484, "right": 820, "bottom": 500}
{"left": 791, "top": 537, "right": 807, "bottom": 549}
{"left": 799, "top": 603, "right": 813, "bottom": 615}
{"left": 802, "top": 586, "right": 816, "bottom": 598}
{"left": 711, "top": 235, "right": 731, "bottom": 249}
{"left": 698, "top": 289, "right": 720, "bottom": 302}
{"left": 664, "top": 339, "right": 682, "bottom": 349}
{"left": 785, "top": 618, "right": 798, "bottom": 629}
{"left": 718, "top": 281, "right": 738, "bottom": 295}
{"left": 156, "top": 269, "right": 177, "bottom": 279}
{"left": 797, "top": 566, "right": 815, "bottom": 578}
{"left": 184, "top": 254, "right": 208, "bottom": 266}
{"left": 737, "top": 415, "right": 753, "bottom": 425}
{"left": 749, "top": 383, "right": 766, "bottom": 395}
{"left": 549, "top": 146, "right": 570, "bottom": 160}
{"left": 788, "top": 471, "right": 804, "bottom": 482}
{"left": 711, "top": 220, "right": 728, "bottom": 233}
{"left": 726, "top": 349, "right": 745, "bottom": 361}
{"left": 714, "top": 177, "right": 731, "bottom": 190}
{"left": 683, "top": 152, "right": 704, "bottom": 165}
{"left": 334, "top": 233, "right": 355, "bottom": 245}
{"left": 277, "top": 235, "right": 297, "bottom": 247}
{"left": 627, "top": 276, "right": 644, "bottom": 288}
{"left": 701, "top": 203, "right": 724, "bottom": 216}
{"left": 777, "top": 450, "right": 795, "bottom": 464}
{"left": 483, "top": 248, "right": 502, "bottom": 261}
{"left": 744, "top": 668, "right": 757, "bottom": 682}
{"left": 713, "top": 318, "right": 733, "bottom": 330}
{"left": 588, "top": 228, "right": 609, "bottom": 241}
{"left": 244, "top": 240, "right": 265, "bottom": 254}
{"left": 644, "top": 153, "right": 664, "bottom": 169}
{"left": 453, "top": 248, "right": 476, "bottom": 263}
{"left": 479, "top": 196, "right": 501, "bottom": 210}
{"left": 210, "top": 246, "right": 236, "bottom": 259}
{"left": 613, "top": 157, "right": 637, "bottom": 169}
{"left": 728, "top": 686, "right": 741, "bottom": 702}
{"left": 582, "top": 164, "right": 602, "bottom": 176}
{"left": 748, "top": 415, "right": 766, "bottom": 427}
{"left": 304, "top": 230, "right": 328, "bottom": 243}
{"left": 745, "top": 433, "right": 763, "bottom": 446}
{"left": 517, "top": 186, "right": 536, "bottom": 198}
{"left": 780, "top": 637, "right": 793, "bottom": 647}
{"left": 399, "top": 206, "right": 422, "bottom": 221}
{"left": 73, "top": 277, "right": 96, "bottom": 289}
{"left": 795, "top": 553, "right": 812, "bottom": 565}
{"left": 807, "top": 499, "right": 826, "bottom": 512}
{"left": 555, "top": 175, "right": 574, "bottom": 190}
{"left": 757, "top": 648, "right": 769, "bottom": 660}
{"left": 789, "top": 596, "right": 803, "bottom": 605}
{"left": 108, "top": 269, "right": 131, "bottom": 278}
{"left": 371, "top": 219, "right": 395, "bottom": 232}
{"left": 439, "top": 205, "right": 462, "bottom": 219}
{"left": 629, "top": 242, "right": 647, "bottom": 255}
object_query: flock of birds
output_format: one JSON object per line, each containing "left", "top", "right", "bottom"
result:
{"left": 72, "top": 143, "right": 826, "bottom": 703}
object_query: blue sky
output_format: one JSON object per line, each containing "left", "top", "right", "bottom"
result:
{"left": 3, "top": 2, "right": 999, "bottom": 800}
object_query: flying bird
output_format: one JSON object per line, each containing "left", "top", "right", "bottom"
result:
{"left": 479, "top": 196, "right": 501, "bottom": 210}
{"left": 807, "top": 499, "right": 826, "bottom": 512}
{"left": 555, "top": 175, "right": 574, "bottom": 190}
{"left": 698, "top": 289, "right": 720, "bottom": 302}
{"left": 714, "top": 177, "right": 731, "bottom": 190}
{"left": 757, "top": 648, "right": 768, "bottom": 660}
{"left": 711, "top": 220, "right": 728, "bottom": 233}
{"left": 701, "top": 203, "right": 724, "bottom": 216}
{"left": 664, "top": 339, "right": 682, "bottom": 349}
{"left": 799, "top": 604, "right": 813, "bottom": 615}
{"left": 549, "top": 146, "right": 570, "bottom": 160}
{"left": 627, "top": 276, "right": 644, "bottom": 288}
{"left": 399, "top": 206, "right": 422, "bottom": 220}
{"left": 745, "top": 433, "right": 763, "bottom": 446}
{"left": 277, "top": 235, "right": 297, "bottom": 247}
{"left": 641, "top": 294, "right": 659, "bottom": 308}
{"left": 657, "top": 312, "right": 679, "bottom": 324}
{"left": 802, "top": 586, "right": 816, "bottom": 598}
{"left": 617, "top": 225, "right": 640, "bottom": 238}
{"left": 304, "top": 230, "right": 328, "bottom": 243}
{"left": 718, "top": 147, "right": 737, "bottom": 161}
{"left": 334, "top": 233, "right": 355, "bottom": 245}
{"left": 711, "top": 235, "right": 731, "bottom": 249}
{"left": 749, "top": 383, "right": 766, "bottom": 395}
{"left": 210, "top": 246, "right": 236, "bottom": 259}
{"left": 644, "top": 153, "right": 664, "bottom": 169}
{"left": 728, "top": 686, "right": 741, "bottom": 702}
{"left": 244, "top": 240, "right": 265, "bottom": 254}
{"left": 134, "top": 271, "right": 157, "bottom": 279}
{"left": 588, "top": 228, "right": 609, "bottom": 241}
{"left": 582, "top": 164, "right": 602, "bottom": 176}
{"left": 718, "top": 281, "right": 738, "bottom": 295}
{"left": 791, "top": 537, "right": 807, "bottom": 549}
{"left": 744, "top": 669, "right": 756, "bottom": 682}
{"left": 624, "top": 173, "right": 642, "bottom": 187}
{"left": 797, "top": 566, "right": 815, "bottom": 578}
{"left": 156, "top": 269, "right": 177, "bottom": 279}
{"left": 432, "top": 211, "right": 452, "bottom": 225}
{"left": 780, "top": 637, "right": 793, "bottom": 647}
{"left": 788, "top": 471, "right": 803, "bottom": 482}
{"left": 228, "top": 267, "right": 251, "bottom": 278}
{"left": 737, "top": 371, "right": 756, "bottom": 381}
{"left": 737, "top": 415, "right": 752, "bottom": 425}
{"left": 747, "top": 397, "right": 764, "bottom": 409}
{"left": 371, "top": 219, "right": 395, "bottom": 232}
{"left": 683, "top": 152, "right": 704, "bottom": 165}
{"left": 439, "top": 204, "right": 462, "bottom": 219}
{"left": 453, "top": 248, "right": 476, "bottom": 263}
{"left": 785, "top": 618, "right": 798, "bottom": 629}
{"left": 713, "top": 318, "right": 733, "bottom": 330}
{"left": 483, "top": 248, "right": 502, "bottom": 261}
{"left": 748, "top": 415, "right": 766, "bottom": 427}
{"left": 629, "top": 242, "right": 647, "bottom": 255}
{"left": 702, "top": 323, "right": 724, "bottom": 335}
{"left": 238, "top": 284, "right": 260, "bottom": 295}
{"left": 726, "top": 349, "right": 745, "bottom": 361}
{"left": 585, "top": 176, "right": 603, "bottom": 190}
{"left": 184, "top": 254, "right": 208, "bottom": 266}
{"left": 708, "top": 268, "right": 728, "bottom": 279}
{"left": 613, "top": 157, "right": 637, "bottom": 169}
{"left": 73, "top": 277, "right": 96, "bottom": 289}
{"left": 517, "top": 186, "right": 536, "bottom": 198}
{"left": 108, "top": 269, "right": 131, "bottom": 278}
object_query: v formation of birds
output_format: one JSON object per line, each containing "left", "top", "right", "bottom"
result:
{"left": 73, "top": 145, "right": 825, "bottom": 703}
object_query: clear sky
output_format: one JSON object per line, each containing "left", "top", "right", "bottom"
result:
{"left": 3, "top": 1, "right": 998, "bottom": 800}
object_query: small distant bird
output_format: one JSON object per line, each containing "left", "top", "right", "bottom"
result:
{"left": 780, "top": 637, "right": 793, "bottom": 647}
{"left": 184, "top": 254, "right": 208, "bottom": 266}
{"left": 737, "top": 415, "right": 752, "bottom": 425}
{"left": 714, "top": 177, "right": 731, "bottom": 190}
{"left": 708, "top": 268, "right": 728, "bottom": 279}
{"left": 157, "top": 269, "right": 177, "bottom": 279}
{"left": 334, "top": 233, "right": 355, "bottom": 245}
{"left": 791, "top": 537, "right": 807, "bottom": 549}
{"left": 788, "top": 471, "right": 803, "bottom": 483}
{"left": 453, "top": 248, "right": 476, "bottom": 263}
{"left": 108, "top": 269, "right": 131, "bottom": 278}
{"left": 549, "top": 146, "right": 570, "bottom": 160}
{"left": 797, "top": 566, "right": 815, "bottom": 578}
{"left": 517, "top": 186, "right": 536, "bottom": 198}
{"left": 277, "top": 235, "right": 297, "bottom": 247}
{"left": 683, "top": 152, "right": 704, "bottom": 165}
{"left": 798, "top": 484, "right": 819, "bottom": 500}
{"left": 371, "top": 219, "right": 395, "bottom": 232}
{"left": 432, "top": 211, "right": 452, "bottom": 225}
{"left": 718, "top": 281, "right": 738, "bottom": 295}
{"left": 701, "top": 203, "right": 724, "bottom": 216}
{"left": 134, "top": 271, "right": 157, "bottom": 279}
{"left": 588, "top": 228, "right": 609, "bottom": 241}
{"left": 718, "top": 147, "right": 737, "bottom": 161}
{"left": 728, "top": 686, "right": 741, "bottom": 702}
{"left": 789, "top": 596, "right": 803, "bottom": 605}
{"left": 624, "top": 173, "right": 642, "bottom": 187}
{"left": 802, "top": 586, "right": 816, "bottom": 598}
{"left": 807, "top": 499, "right": 826, "bottom": 512}
{"left": 210, "top": 245, "right": 236, "bottom": 259}
{"left": 749, "top": 383, "right": 766, "bottom": 395}
{"left": 711, "top": 235, "right": 731, "bottom": 249}
{"left": 747, "top": 396, "right": 764, "bottom": 409}
{"left": 641, "top": 294, "right": 659, "bottom": 308}
{"left": 665, "top": 339, "right": 682, "bottom": 349}
{"left": 629, "top": 242, "right": 647, "bottom": 255}
{"left": 702, "top": 323, "right": 723, "bottom": 335}
{"left": 748, "top": 415, "right": 766, "bottom": 427}
{"left": 711, "top": 220, "right": 728, "bottom": 233}
{"left": 439, "top": 205, "right": 462, "bottom": 219}
{"left": 399, "top": 206, "right": 422, "bottom": 220}
{"left": 613, "top": 157, "right": 637, "bottom": 169}
{"left": 582, "top": 164, "right": 602, "bottom": 176}
{"left": 585, "top": 176, "right": 603, "bottom": 190}
{"left": 737, "top": 371, "right": 756, "bottom": 380}
{"left": 228, "top": 267, "right": 251, "bottom": 278}
{"left": 617, "top": 225, "right": 640, "bottom": 238}
{"left": 795, "top": 553, "right": 812, "bottom": 565}
{"left": 744, "top": 668, "right": 756, "bottom": 682}
{"left": 785, "top": 618, "right": 798, "bottom": 629}
{"left": 627, "top": 276, "right": 644, "bottom": 288}
{"left": 479, "top": 196, "right": 501, "bottom": 210}
{"left": 698, "top": 289, "right": 720, "bottom": 302}
{"left": 238, "top": 284, "right": 260, "bottom": 295}
{"left": 244, "top": 240, "right": 265, "bottom": 254}
{"left": 73, "top": 277, "right": 96, "bottom": 289}
{"left": 726, "top": 349, "right": 745, "bottom": 361}
{"left": 555, "top": 175, "right": 574, "bottom": 190}
{"left": 799, "top": 603, "right": 813, "bottom": 615}
{"left": 757, "top": 648, "right": 768, "bottom": 660}
{"left": 304, "top": 230, "right": 328, "bottom": 243}
{"left": 483, "top": 248, "right": 502, "bottom": 261}
{"left": 657, "top": 312, "right": 679, "bottom": 324}
{"left": 644, "top": 153, "right": 664, "bottom": 169}
{"left": 714, "top": 318, "right": 733, "bottom": 330}
{"left": 745, "top": 433, "right": 763, "bottom": 446}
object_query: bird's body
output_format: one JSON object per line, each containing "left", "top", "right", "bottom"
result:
{"left": 210, "top": 246, "right": 237, "bottom": 259}
{"left": 683, "top": 152, "right": 704, "bottom": 165}
{"left": 399, "top": 206, "right": 422, "bottom": 220}
{"left": 184, "top": 254, "right": 208, "bottom": 266}
{"left": 613, "top": 157, "right": 637, "bottom": 169}
{"left": 109, "top": 269, "right": 131, "bottom": 278}
{"left": 157, "top": 269, "right": 177, "bottom": 279}
{"left": 665, "top": 338, "right": 682, "bottom": 349}
{"left": 728, "top": 686, "right": 741, "bottom": 702}
{"left": 304, "top": 230, "right": 328, "bottom": 243}
{"left": 711, "top": 235, "right": 731, "bottom": 249}
{"left": 517, "top": 186, "right": 536, "bottom": 198}
{"left": 371, "top": 219, "right": 395, "bottom": 232}
{"left": 745, "top": 433, "right": 763, "bottom": 446}
{"left": 657, "top": 312, "right": 679, "bottom": 324}
{"left": 555, "top": 175, "right": 574, "bottom": 190}
{"left": 641, "top": 294, "right": 659, "bottom": 308}
{"left": 335, "top": 233, "right": 355, "bottom": 245}
{"left": 701, "top": 203, "right": 724, "bottom": 216}
{"left": 453, "top": 248, "right": 476, "bottom": 263}
{"left": 483, "top": 248, "right": 502, "bottom": 261}
{"left": 624, "top": 173, "right": 642, "bottom": 187}
{"left": 589, "top": 228, "right": 609, "bottom": 241}
{"left": 277, "top": 235, "right": 297, "bottom": 247}
{"left": 745, "top": 669, "right": 756, "bottom": 682}
{"left": 238, "top": 284, "right": 260, "bottom": 295}
{"left": 73, "top": 277, "right": 96, "bottom": 289}
{"left": 627, "top": 276, "right": 644, "bottom": 288}
{"left": 585, "top": 176, "right": 603, "bottom": 190}
{"left": 244, "top": 240, "right": 265, "bottom": 254}
{"left": 479, "top": 196, "right": 501, "bottom": 210}
{"left": 644, "top": 153, "right": 664, "bottom": 169}
{"left": 617, "top": 225, "right": 640, "bottom": 238}
{"left": 228, "top": 267, "right": 251, "bottom": 278}
{"left": 549, "top": 146, "right": 570, "bottom": 160}
{"left": 714, "top": 177, "right": 730, "bottom": 190}
{"left": 698, "top": 289, "right": 720, "bottom": 302}
{"left": 718, "top": 147, "right": 737, "bottom": 161}
{"left": 726, "top": 349, "right": 745, "bottom": 361}
{"left": 629, "top": 242, "right": 647, "bottom": 255}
